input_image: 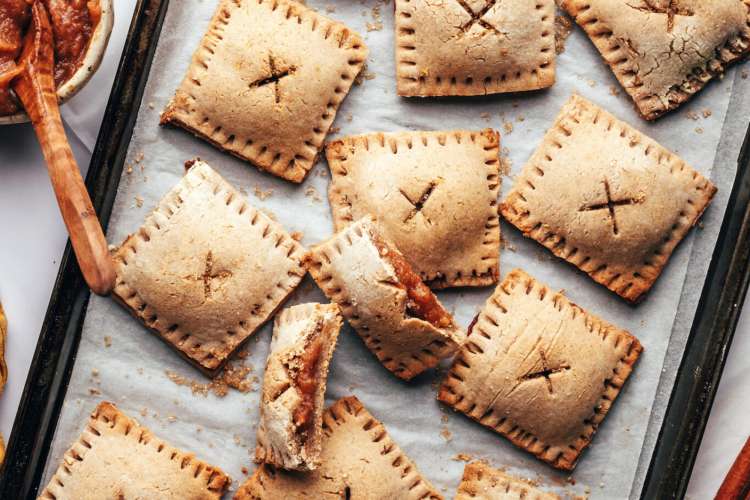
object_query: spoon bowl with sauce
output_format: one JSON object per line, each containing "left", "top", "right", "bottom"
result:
{"left": 0, "top": 0, "right": 113, "bottom": 125}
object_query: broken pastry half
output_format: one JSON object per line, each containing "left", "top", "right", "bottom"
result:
{"left": 39, "top": 402, "right": 230, "bottom": 500}
{"left": 560, "top": 0, "right": 750, "bottom": 120}
{"left": 439, "top": 269, "right": 643, "bottom": 471}
{"left": 395, "top": 0, "right": 556, "bottom": 96}
{"left": 112, "top": 160, "right": 306, "bottom": 375}
{"left": 161, "top": 0, "right": 368, "bottom": 182}
{"left": 500, "top": 95, "right": 716, "bottom": 303}
{"left": 455, "top": 462, "right": 560, "bottom": 500}
{"left": 255, "top": 302, "right": 342, "bottom": 471}
{"left": 236, "top": 396, "right": 442, "bottom": 499}
{"left": 327, "top": 129, "right": 501, "bottom": 289}
{"left": 305, "top": 216, "right": 463, "bottom": 380}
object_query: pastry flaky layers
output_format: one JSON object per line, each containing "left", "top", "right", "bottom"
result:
{"left": 455, "top": 462, "right": 560, "bottom": 500}
{"left": 236, "top": 396, "right": 442, "bottom": 499}
{"left": 39, "top": 402, "right": 230, "bottom": 500}
{"left": 396, "top": 0, "right": 556, "bottom": 96}
{"left": 161, "top": 0, "right": 368, "bottom": 182}
{"left": 561, "top": 0, "right": 750, "bottom": 120}
{"left": 112, "top": 160, "right": 306, "bottom": 375}
{"left": 439, "top": 269, "right": 643, "bottom": 471}
{"left": 305, "top": 216, "right": 464, "bottom": 380}
{"left": 255, "top": 303, "right": 342, "bottom": 471}
{"left": 326, "top": 129, "right": 501, "bottom": 289}
{"left": 501, "top": 95, "right": 716, "bottom": 303}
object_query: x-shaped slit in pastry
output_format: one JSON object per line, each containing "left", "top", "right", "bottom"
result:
{"left": 519, "top": 349, "right": 570, "bottom": 394}
{"left": 200, "top": 251, "right": 233, "bottom": 299}
{"left": 578, "top": 179, "right": 642, "bottom": 235}
{"left": 400, "top": 181, "right": 437, "bottom": 224}
{"left": 453, "top": 0, "right": 504, "bottom": 36}
{"left": 248, "top": 54, "right": 297, "bottom": 103}
{"left": 626, "top": 0, "right": 694, "bottom": 32}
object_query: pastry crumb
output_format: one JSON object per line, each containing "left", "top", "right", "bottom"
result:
{"left": 452, "top": 453, "right": 473, "bottom": 462}
{"left": 103, "top": 336, "right": 112, "bottom": 348}
{"left": 241, "top": 466, "right": 249, "bottom": 475}
{"left": 305, "top": 186, "right": 323, "bottom": 202}
{"left": 702, "top": 109, "right": 712, "bottom": 118}
{"left": 165, "top": 353, "right": 255, "bottom": 397}
{"left": 554, "top": 14, "right": 573, "bottom": 54}
{"left": 479, "top": 112, "right": 491, "bottom": 122}
{"left": 742, "top": 69, "right": 749, "bottom": 79}
{"left": 134, "top": 195, "right": 144, "bottom": 208}
{"left": 440, "top": 427, "right": 452, "bottom": 442}
{"left": 686, "top": 110, "right": 699, "bottom": 120}
{"left": 253, "top": 185, "right": 273, "bottom": 200}
{"left": 140, "top": 407, "right": 148, "bottom": 417}
{"left": 88, "top": 388, "right": 101, "bottom": 396}
{"left": 290, "top": 231, "right": 304, "bottom": 241}
{"left": 609, "top": 85, "right": 621, "bottom": 97}
{"left": 503, "top": 122, "right": 514, "bottom": 135}
{"left": 695, "top": 127, "right": 704, "bottom": 134}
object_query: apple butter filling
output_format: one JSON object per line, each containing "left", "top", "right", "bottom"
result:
{"left": 292, "top": 330, "right": 325, "bottom": 436}
{"left": 0, "top": 0, "right": 100, "bottom": 116}
{"left": 372, "top": 234, "right": 453, "bottom": 329}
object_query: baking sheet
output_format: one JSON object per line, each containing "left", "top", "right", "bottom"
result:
{"left": 39, "top": 1, "right": 750, "bottom": 498}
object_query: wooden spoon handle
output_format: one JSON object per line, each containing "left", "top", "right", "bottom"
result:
{"left": 37, "top": 115, "right": 116, "bottom": 296}
{"left": 13, "top": 1, "right": 114, "bottom": 296}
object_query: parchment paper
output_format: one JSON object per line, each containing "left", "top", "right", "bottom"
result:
{"left": 40, "top": 1, "right": 750, "bottom": 498}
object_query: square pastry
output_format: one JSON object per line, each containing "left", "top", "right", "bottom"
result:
{"left": 236, "top": 396, "right": 442, "bottom": 499}
{"left": 255, "top": 302, "right": 342, "bottom": 471}
{"left": 455, "top": 462, "right": 559, "bottom": 500}
{"left": 561, "top": 0, "right": 750, "bottom": 120}
{"left": 305, "top": 216, "right": 464, "bottom": 380}
{"left": 39, "top": 402, "right": 229, "bottom": 499}
{"left": 112, "top": 161, "right": 306, "bottom": 375}
{"left": 161, "top": 0, "right": 368, "bottom": 182}
{"left": 327, "top": 129, "right": 501, "bottom": 289}
{"left": 500, "top": 95, "right": 716, "bottom": 303}
{"left": 395, "top": 0, "right": 556, "bottom": 96}
{"left": 438, "top": 269, "right": 643, "bottom": 471}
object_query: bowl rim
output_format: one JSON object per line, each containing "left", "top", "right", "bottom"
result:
{"left": 0, "top": 0, "right": 114, "bottom": 126}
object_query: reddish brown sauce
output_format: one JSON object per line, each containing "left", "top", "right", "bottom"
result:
{"left": 0, "top": 1, "right": 30, "bottom": 115}
{"left": 372, "top": 234, "right": 453, "bottom": 329}
{"left": 292, "top": 333, "right": 324, "bottom": 435}
{"left": 0, "top": 0, "right": 99, "bottom": 116}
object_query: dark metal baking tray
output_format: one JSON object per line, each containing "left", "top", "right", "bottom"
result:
{"left": 1, "top": 0, "right": 748, "bottom": 497}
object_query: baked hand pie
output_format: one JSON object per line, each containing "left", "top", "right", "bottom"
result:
{"left": 438, "top": 269, "right": 643, "bottom": 471}
{"left": 305, "top": 216, "right": 463, "bottom": 380}
{"left": 161, "top": 0, "right": 368, "bottom": 182}
{"left": 395, "top": 0, "right": 555, "bottom": 96}
{"left": 112, "top": 160, "right": 306, "bottom": 375}
{"left": 236, "top": 396, "right": 442, "bottom": 499}
{"left": 255, "top": 303, "right": 342, "bottom": 471}
{"left": 39, "top": 402, "right": 229, "bottom": 500}
{"left": 327, "top": 129, "right": 501, "bottom": 289}
{"left": 500, "top": 95, "right": 716, "bottom": 303}
{"left": 560, "top": 0, "right": 750, "bottom": 120}
{"left": 455, "top": 462, "right": 559, "bottom": 500}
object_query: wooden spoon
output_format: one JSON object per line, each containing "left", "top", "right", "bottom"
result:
{"left": 12, "top": 1, "right": 114, "bottom": 296}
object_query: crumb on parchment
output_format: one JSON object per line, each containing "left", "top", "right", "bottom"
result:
{"left": 165, "top": 352, "right": 256, "bottom": 397}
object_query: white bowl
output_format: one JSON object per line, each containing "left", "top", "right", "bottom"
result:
{"left": 0, "top": 0, "right": 114, "bottom": 125}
